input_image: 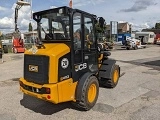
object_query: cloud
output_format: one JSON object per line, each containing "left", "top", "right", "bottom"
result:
{"left": 131, "top": 22, "right": 153, "bottom": 31}
{"left": 117, "top": 21, "right": 153, "bottom": 31}
{"left": 120, "top": 0, "right": 157, "bottom": 12}
{"left": 0, "top": 17, "right": 14, "bottom": 29}
{"left": 50, "top": 6, "right": 57, "bottom": 9}
{"left": 73, "top": 0, "right": 105, "bottom": 7}
{"left": 118, "top": 21, "right": 127, "bottom": 23}
{"left": 0, "top": 6, "right": 7, "bottom": 11}
{"left": 0, "top": 3, "right": 33, "bottom": 33}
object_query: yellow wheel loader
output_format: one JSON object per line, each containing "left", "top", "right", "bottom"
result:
{"left": 19, "top": 6, "right": 120, "bottom": 111}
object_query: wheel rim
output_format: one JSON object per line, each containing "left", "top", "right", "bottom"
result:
{"left": 88, "top": 83, "right": 97, "bottom": 103}
{"left": 113, "top": 70, "right": 119, "bottom": 83}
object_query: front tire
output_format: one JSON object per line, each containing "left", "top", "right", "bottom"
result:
{"left": 102, "top": 64, "right": 120, "bottom": 88}
{"left": 73, "top": 76, "right": 99, "bottom": 111}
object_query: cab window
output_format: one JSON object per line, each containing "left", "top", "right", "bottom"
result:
{"left": 84, "top": 17, "right": 95, "bottom": 49}
{"left": 73, "top": 12, "right": 82, "bottom": 63}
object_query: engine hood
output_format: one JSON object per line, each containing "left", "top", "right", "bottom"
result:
{"left": 25, "top": 43, "right": 70, "bottom": 57}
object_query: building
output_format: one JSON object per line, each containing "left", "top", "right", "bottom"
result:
{"left": 106, "top": 22, "right": 132, "bottom": 35}
{"left": 4, "top": 31, "right": 38, "bottom": 44}
{"left": 23, "top": 31, "right": 38, "bottom": 43}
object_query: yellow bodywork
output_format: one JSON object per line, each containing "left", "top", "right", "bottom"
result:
{"left": 20, "top": 78, "right": 77, "bottom": 103}
{"left": 20, "top": 43, "right": 78, "bottom": 103}
{"left": 25, "top": 43, "right": 69, "bottom": 84}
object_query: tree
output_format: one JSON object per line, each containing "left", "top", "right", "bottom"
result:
{"left": 28, "top": 22, "right": 33, "bottom": 31}
{"left": 155, "top": 23, "right": 160, "bottom": 29}
{"left": 0, "top": 33, "right": 4, "bottom": 40}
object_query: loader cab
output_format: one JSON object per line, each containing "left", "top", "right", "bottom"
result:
{"left": 33, "top": 6, "right": 99, "bottom": 81}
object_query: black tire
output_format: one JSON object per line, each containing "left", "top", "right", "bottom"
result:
{"left": 102, "top": 64, "right": 120, "bottom": 88}
{"left": 126, "top": 47, "right": 130, "bottom": 50}
{"left": 73, "top": 75, "right": 99, "bottom": 111}
{"left": 3, "top": 46, "right": 8, "bottom": 53}
{"left": 134, "top": 45, "right": 138, "bottom": 50}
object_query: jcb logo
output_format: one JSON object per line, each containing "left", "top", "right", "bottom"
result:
{"left": 75, "top": 63, "right": 87, "bottom": 72}
{"left": 29, "top": 65, "right": 38, "bottom": 72}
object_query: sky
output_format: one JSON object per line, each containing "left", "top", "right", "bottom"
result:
{"left": 0, "top": 0, "right": 160, "bottom": 34}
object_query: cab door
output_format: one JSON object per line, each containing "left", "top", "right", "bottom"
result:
{"left": 72, "top": 12, "right": 98, "bottom": 81}
{"left": 83, "top": 16, "right": 98, "bottom": 73}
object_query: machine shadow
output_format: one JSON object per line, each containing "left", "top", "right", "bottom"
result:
{"left": 20, "top": 94, "right": 76, "bottom": 115}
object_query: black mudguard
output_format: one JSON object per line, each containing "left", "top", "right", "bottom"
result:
{"left": 98, "top": 59, "right": 120, "bottom": 79}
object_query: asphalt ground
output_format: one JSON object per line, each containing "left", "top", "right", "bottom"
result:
{"left": 0, "top": 44, "right": 160, "bottom": 120}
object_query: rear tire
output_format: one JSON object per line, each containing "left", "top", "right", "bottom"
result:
{"left": 102, "top": 64, "right": 120, "bottom": 88}
{"left": 73, "top": 76, "right": 99, "bottom": 111}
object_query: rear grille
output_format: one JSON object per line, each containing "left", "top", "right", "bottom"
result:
{"left": 24, "top": 54, "right": 49, "bottom": 85}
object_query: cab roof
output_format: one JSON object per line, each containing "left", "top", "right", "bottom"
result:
{"left": 33, "top": 6, "right": 96, "bottom": 18}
